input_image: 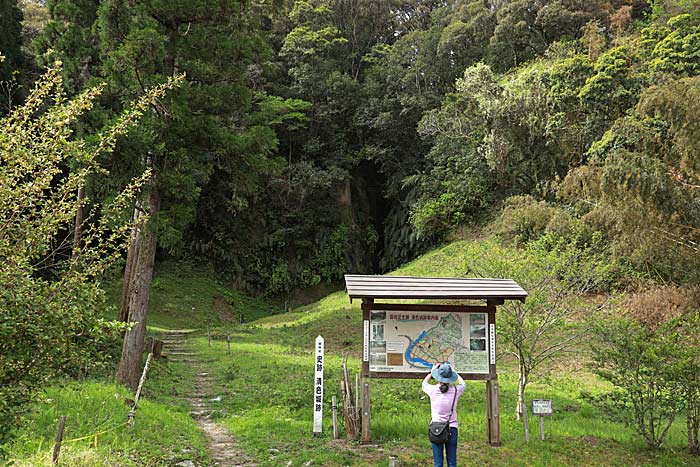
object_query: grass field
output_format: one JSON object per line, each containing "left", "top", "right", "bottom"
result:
{"left": 7, "top": 239, "right": 700, "bottom": 466}
{"left": 6, "top": 358, "right": 207, "bottom": 466}
{"left": 189, "top": 322, "right": 695, "bottom": 467}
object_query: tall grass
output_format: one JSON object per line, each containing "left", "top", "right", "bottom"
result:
{"left": 190, "top": 327, "right": 694, "bottom": 467}
{"left": 6, "top": 360, "right": 206, "bottom": 466}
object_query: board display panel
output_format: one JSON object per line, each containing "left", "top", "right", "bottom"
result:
{"left": 368, "top": 309, "right": 490, "bottom": 374}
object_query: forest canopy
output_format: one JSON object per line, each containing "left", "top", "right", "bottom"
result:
{"left": 2, "top": 0, "right": 693, "bottom": 293}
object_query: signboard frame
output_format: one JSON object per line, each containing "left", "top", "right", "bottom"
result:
{"left": 348, "top": 274, "right": 528, "bottom": 448}
{"left": 361, "top": 303, "right": 497, "bottom": 381}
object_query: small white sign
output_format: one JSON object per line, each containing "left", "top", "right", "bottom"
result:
{"left": 363, "top": 320, "right": 369, "bottom": 362}
{"left": 313, "top": 335, "right": 324, "bottom": 434}
{"left": 489, "top": 323, "right": 496, "bottom": 365}
{"left": 532, "top": 399, "right": 553, "bottom": 416}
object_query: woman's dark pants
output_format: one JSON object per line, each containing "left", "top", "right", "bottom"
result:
{"left": 431, "top": 427, "right": 458, "bottom": 467}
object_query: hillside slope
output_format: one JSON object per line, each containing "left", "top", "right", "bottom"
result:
{"left": 8, "top": 238, "right": 696, "bottom": 466}
{"left": 209, "top": 237, "right": 692, "bottom": 466}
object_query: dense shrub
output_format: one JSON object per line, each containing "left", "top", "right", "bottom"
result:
{"left": 493, "top": 195, "right": 557, "bottom": 243}
{"left": 587, "top": 308, "right": 700, "bottom": 452}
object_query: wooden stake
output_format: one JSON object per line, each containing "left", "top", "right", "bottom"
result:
{"left": 227, "top": 333, "right": 231, "bottom": 354}
{"left": 332, "top": 395, "right": 339, "bottom": 439}
{"left": 152, "top": 339, "right": 163, "bottom": 358}
{"left": 361, "top": 377, "right": 371, "bottom": 443}
{"left": 52, "top": 415, "right": 66, "bottom": 465}
{"left": 355, "top": 373, "right": 359, "bottom": 421}
{"left": 341, "top": 355, "right": 357, "bottom": 440}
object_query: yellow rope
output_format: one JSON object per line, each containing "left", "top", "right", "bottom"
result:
{"left": 61, "top": 421, "right": 129, "bottom": 444}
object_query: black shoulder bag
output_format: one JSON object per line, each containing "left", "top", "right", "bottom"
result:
{"left": 428, "top": 387, "right": 458, "bottom": 444}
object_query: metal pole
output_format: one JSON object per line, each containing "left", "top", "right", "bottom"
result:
{"left": 539, "top": 415, "right": 545, "bottom": 441}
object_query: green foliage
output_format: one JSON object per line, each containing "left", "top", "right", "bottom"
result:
{"left": 494, "top": 195, "right": 558, "bottom": 244}
{"left": 312, "top": 223, "right": 350, "bottom": 282}
{"left": 579, "top": 45, "right": 642, "bottom": 134}
{"left": 562, "top": 73, "right": 700, "bottom": 283}
{"left": 587, "top": 317, "right": 685, "bottom": 450}
{"left": 0, "top": 65, "right": 178, "bottom": 451}
{"left": 0, "top": 0, "right": 23, "bottom": 111}
{"left": 29, "top": 0, "right": 700, "bottom": 294}
{"left": 647, "top": 13, "right": 700, "bottom": 76}
{"left": 410, "top": 193, "right": 469, "bottom": 239}
{"left": 489, "top": 0, "right": 608, "bottom": 70}
{"left": 35, "top": 0, "right": 100, "bottom": 95}
{"left": 666, "top": 310, "right": 700, "bottom": 454}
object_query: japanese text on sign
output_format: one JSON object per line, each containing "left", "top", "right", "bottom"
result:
{"left": 313, "top": 336, "right": 324, "bottom": 434}
{"left": 532, "top": 399, "right": 553, "bottom": 416}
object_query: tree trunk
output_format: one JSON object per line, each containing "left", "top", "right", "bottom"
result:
{"left": 72, "top": 185, "right": 85, "bottom": 259}
{"left": 115, "top": 185, "right": 160, "bottom": 391}
{"left": 690, "top": 397, "right": 699, "bottom": 455}
{"left": 118, "top": 202, "right": 145, "bottom": 323}
{"left": 517, "top": 364, "right": 527, "bottom": 421}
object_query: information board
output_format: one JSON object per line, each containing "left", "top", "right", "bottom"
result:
{"left": 368, "top": 309, "right": 490, "bottom": 374}
{"left": 532, "top": 399, "right": 553, "bottom": 416}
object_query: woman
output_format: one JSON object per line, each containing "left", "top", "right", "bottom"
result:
{"left": 422, "top": 362, "right": 465, "bottom": 467}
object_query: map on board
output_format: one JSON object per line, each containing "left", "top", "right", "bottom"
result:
{"left": 368, "top": 310, "right": 489, "bottom": 374}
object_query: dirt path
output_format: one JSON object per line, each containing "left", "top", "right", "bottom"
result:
{"left": 162, "top": 330, "right": 257, "bottom": 467}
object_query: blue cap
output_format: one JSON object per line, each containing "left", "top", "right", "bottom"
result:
{"left": 431, "top": 362, "right": 459, "bottom": 384}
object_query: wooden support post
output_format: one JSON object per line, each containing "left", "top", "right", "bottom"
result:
{"left": 486, "top": 379, "right": 501, "bottom": 446}
{"left": 360, "top": 298, "right": 373, "bottom": 444}
{"left": 485, "top": 303, "right": 501, "bottom": 447}
{"left": 52, "top": 415, "right": 66, "bottom": 465}
{"left": 332, "top": 395, "right": 339, "bottom": 439}
{"left": 361, "top": 377, "right": 371, "bottom": 443}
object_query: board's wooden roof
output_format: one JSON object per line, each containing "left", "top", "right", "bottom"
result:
{"left": 344, "top": 275, "right": 527, "bottom": 303}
